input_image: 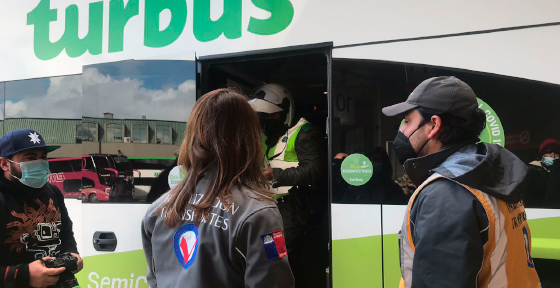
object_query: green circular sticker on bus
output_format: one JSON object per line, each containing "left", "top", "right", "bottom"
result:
{"left": 477, "top": 98, "right": 505, "bottom": 147}
{"left": 168, "top": 166, "right": 186, "bottom": 189}
{"left": 340, "top": 154, "right": 373, "bottom": 186}
{"left": 398, "top": 98, "right": 505, "bottom": 147}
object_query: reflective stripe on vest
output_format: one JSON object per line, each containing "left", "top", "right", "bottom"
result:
{"left": 399, "top": 174, "right": 541, "bottom": 288}
{"left": 262, "top": 118, "right": 308, "bottom": 162}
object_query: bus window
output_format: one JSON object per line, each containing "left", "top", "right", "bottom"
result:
{"left": 93, "top": 156, "right": 110, "bottom": 171}
{"left": 106, "top": 123, "right": 124, "bottom": 142}
{"left": 70, "top": 159, "right": 82, "bottom": 172}
{"left": 332, "top": 60, "right": 410, "bottom": 205}
{"left": 4, "top": 75, "right": 83, "bottom": 198}
{"left": 63, "top": 179, "right": 82, "bottom": 193}
{"left": 81, "top": 59, "right": 195, "bottom": 203}
{"left": 49, "top": 161, "right": 74, "bottom": 174}
{"left": 82, "top": 177, "right": 95, "bottom": 189}
{"left": 83, "top": 156, "right": 94, "bottom": 171}
{"left": 113, "top": 156, "right": 133, "bottom": 175}
{"left": 399, "top": 65, "right": 560, "bottom": 210}
{"left": 0, "top": 82, "right": 3, "bottom": 127}
{"left": 331, "top": 59, "right": 560, "bottom": 286}
{"left": 156, "top": 125, "right": 172, "bottom": 144}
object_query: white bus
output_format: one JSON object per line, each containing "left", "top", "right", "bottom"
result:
{"left": 1, "top": 1, "right": 560, "bottom": 287}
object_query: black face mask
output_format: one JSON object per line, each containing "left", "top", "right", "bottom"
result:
{"left": 261, "top": 119, "right": 286, "bottom": 137}
{"left": 392, "top": 122, "right": 430, "bottom": 165}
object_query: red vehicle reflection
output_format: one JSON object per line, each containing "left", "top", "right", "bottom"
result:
{"left": 48, "top": 154, "right": 136, "bottom": 202}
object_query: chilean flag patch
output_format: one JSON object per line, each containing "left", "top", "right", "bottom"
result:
{"left": 261, "top": 229, "right": 288, "bottom": 261}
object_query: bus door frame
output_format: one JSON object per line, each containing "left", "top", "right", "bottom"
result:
{"left": 197, "top": 42, "right": 335, "bottom": 287}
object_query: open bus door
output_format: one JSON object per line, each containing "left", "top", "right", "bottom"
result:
{"left": 76, "top": 54, "right": 197, "bottom": 288}
{"left": 199, "top": 44, "right": 333, "bottom": 288}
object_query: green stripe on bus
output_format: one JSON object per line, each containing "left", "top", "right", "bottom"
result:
{"left": 76, "top": 250, "right": 148, "bottom": 288}
{"left": 383, "top": 233, "right": 402, "bottom": 288}
{"left": 332, "top": 236, "right": 383, "bottom": 288}
{"left": 528, "top": 217, "right": 560, "bottom": 260}
{"left": 531, "top": 238, "right": 560, "bottom": 260}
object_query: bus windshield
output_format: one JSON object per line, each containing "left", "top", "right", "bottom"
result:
{"left": 93, "top": 156, "right": 111, "bottom": 171}
{"left": 112, "top": 155, "right": 132, "bottom": 173}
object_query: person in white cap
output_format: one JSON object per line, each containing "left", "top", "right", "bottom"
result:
{"left": 249, "top": 84, "right": 326, "bottom": 287}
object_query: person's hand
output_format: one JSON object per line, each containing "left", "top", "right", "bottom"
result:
{"left": 29, "top": 257, "right": 65, "bottom": 288}
{"left": 263, "top": 167, "right": 273, "bottom": 181}
{"left": 71, "top": 253, "right": 83, "bottom": 273}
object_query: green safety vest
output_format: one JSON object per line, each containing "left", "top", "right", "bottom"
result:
{"left": 262, "top": 120, "right": 309, "bottom": 162}
{"left": 262, "top": 119, "right": 310, "bottom": 199}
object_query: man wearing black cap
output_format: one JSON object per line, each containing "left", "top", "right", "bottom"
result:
{"left": 383, "top": 77, "right": 540, "bottom": 288}
{"left": 0, "top": 129, "right": 82, "bottom": 288}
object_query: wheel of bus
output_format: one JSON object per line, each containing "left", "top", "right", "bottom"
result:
{"left": 89, "top": 194, "right": 99, "bottom": 203}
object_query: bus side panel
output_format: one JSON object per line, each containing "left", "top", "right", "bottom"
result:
{"left": 77, "top": 204, "right": 151, "bottom": 288}
{"left": 382, "top": 205, "right": 407, "bottom": 288}
{"left": 331, "top": 204, "right": 383, "bottom": 288}
{"left": 381, "top": 208, "right": 560, "bottom": 288}
{"left": 526, "top": 209, "right": 560, "bottom": 260}
{"left": 65, "top": 199, "right": 83, "bottom": 255}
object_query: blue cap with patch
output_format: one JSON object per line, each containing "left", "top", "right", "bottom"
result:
{"left": 0, "top": 129, "right": 61, "bottom": 158}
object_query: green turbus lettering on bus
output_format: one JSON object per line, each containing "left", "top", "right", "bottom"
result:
{"left": 27, "top": 0, "right": 295, "bottom": 61}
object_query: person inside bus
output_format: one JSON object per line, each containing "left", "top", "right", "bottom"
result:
{"left": 342, "top": 147, "right": 407, "bottom": 204}
{"left": 249, "top": 83, "right": 326, "bottom": 287}
{"left": 141, "top": 89, "right": 294, "bottom": 288}
{"left": 146, "top": 156, "right": 178, "bottom": 203}
{"left": 525, "top": 138, "right": 560, "bottom": 207}
{"left": 382, "top": 76, "right": 540, "bottom": 287}
{"left": 332, "top": 153, "right": 349, "bottom": 203}
{"left": 0, "top": 129, "right": 83, "bottom": 288}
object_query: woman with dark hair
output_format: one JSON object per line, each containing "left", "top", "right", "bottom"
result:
{"left": 342, "top": 147, "right": 407, "bottom": 204}
{"left": 141, "top": 89, "right": 294, "bottom": 288}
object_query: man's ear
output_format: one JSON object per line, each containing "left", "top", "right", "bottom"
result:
{"left": 0, "top": 158, "right": 10, "bottom": 172}
{"left": 427, "top": 115, "right": 443, "bottom": 140}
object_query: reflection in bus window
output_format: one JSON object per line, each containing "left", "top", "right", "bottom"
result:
{"left": 81, "top": 60, "right": 195, "bottom": 203}
{"left": 332, "top": 60, "right": 560, "bottom": 210}
{"left": 4, "top": 75, "right": 82, "bottom": 162}
{"left": 113, "top": 155, "right": 133, "bottom": 176}
{"left": 342, "top": 148, "right": 406, "bottom": 204}
{"left": 156, "top": 125, "right": 172, "bottom": 144}
{"left": 132, "top": 124, "right": 149, "bottom": 143}
{"left": 70, "top": 159, "right": 81, "bottom": 172}
{"left": 83, "top": 156, "right": 95, "bottom": 171}
{"left": 82, "top": 177, "right": 95, "bottom": 189}
{"left": 525, "top": 139, "right": 560, "bottom": 208}
{"left": 332, "top": 61, "right": 410, "bottom": 204}
{"left": 0, "top": 82, "right": 4, "bottom": 127}
{"left": 79, "top": 122, "right": 98, "bottom": 142}
{"left": 63, "top": 179, "right": 82, "bottom": 193}
{"left": 106, "top": 123, "right": 124, "bottom": 142}
{"left": 48, "top": 158, "right": 82, "bottom": 199}
{"left": 93, "top": 156, "right": 110, "bottom": 171}
{"left": 75, "top": 124, "right": 82, "bottom": 143}
{"left": 49, "top": 161, "right": 74, "bottom": 173}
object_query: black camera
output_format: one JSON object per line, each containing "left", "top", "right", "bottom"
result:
{"left": 44, "top": 253, "right": 80, "bottom": 288}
